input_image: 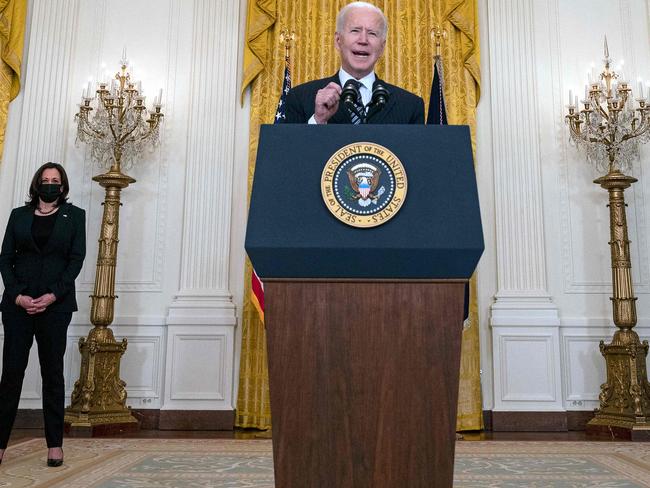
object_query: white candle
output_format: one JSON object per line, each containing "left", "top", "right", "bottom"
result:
{"left": 575, "top": 95, "right": 579, "bottom": 109}
{"left": 158, "top": 88, "right": 163, "bottom": 104}
{"left": 569, "top": 89, "right": 573, "bottom": 106}
{"left": 87, "top": 81, "right": 92, "bottom": 98}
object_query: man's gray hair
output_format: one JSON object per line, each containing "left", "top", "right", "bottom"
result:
{"left": 336, "top": 2, "right": 388, "bottom": 39}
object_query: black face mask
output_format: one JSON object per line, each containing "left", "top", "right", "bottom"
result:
{"left": 38, "top": 183, "right": 62, "bottom": 203}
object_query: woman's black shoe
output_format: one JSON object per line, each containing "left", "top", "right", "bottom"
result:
{"left": 47, "top": 448, "right": 63, "bottom": 467}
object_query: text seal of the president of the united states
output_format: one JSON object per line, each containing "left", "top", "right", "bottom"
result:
{"left": 321, "top": 142, "right": 407, "bottom": 228}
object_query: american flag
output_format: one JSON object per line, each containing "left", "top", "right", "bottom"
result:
{"left": 274, "top": 55, "right": 292, "bottom": 123}
{"left": 251, "top": 54, "right": 292, "bottom": 323}
{"left": 251, "top": 267, "right": 265, "bottom": 323}
{"left": 427, "top": 55, "right": 447, "bottom": 125}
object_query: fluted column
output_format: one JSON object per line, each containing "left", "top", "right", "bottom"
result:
{"left": 166, "top": 0, "right": 238, "bottom": 325}
{"left": 487, "top": 0, "right": 563, "bottom": 416}
{"left": 12, "top": 0, "right": 79, "bottom": 205}
{"left": 163, "top": 0, "right": 239, "bottom": 413}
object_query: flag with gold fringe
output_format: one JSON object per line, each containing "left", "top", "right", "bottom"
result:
{"left": 251, "top": 268, "right": 265, "bottom": 322}
{"left": 250, "top": 42, "right": 292, "bottom": 323}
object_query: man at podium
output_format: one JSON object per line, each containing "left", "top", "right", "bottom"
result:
{"left": 283, "top": 1, "right": 424, "bottom": 125}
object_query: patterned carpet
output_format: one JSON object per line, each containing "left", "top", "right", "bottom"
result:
{"left": 1, "top": 438, "right": 650, "bottom": 487}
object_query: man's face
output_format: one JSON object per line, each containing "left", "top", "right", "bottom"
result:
{"left": 335, "top": 8, "right": 386, "bottom": 79}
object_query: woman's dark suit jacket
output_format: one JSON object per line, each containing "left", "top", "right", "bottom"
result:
{"left": 0, "top": 203, "right": 86, "bottom": 313}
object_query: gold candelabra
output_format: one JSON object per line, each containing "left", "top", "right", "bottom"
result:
{"left": 65, "top": 52, "right": 163, "bottom": 433}
{"left": 565, "top": 37, "right": 650, "bottom": 439}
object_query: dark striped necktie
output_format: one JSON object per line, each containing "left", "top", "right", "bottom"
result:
{"left": 346, "top": 80, "right": 364, "bottom": 125}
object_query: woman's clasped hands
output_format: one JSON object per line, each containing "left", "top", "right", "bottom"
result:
{"left": 15, "top": 293, "right": 56, "bottom": 314}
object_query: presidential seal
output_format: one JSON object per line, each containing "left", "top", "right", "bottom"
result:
{"left": 321, "top": 142, "right": 407, "bottom": 228}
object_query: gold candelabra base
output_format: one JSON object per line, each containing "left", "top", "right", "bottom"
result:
{"left": 64, "top": 327, "right": 138, "bottom": 433}
{"left": 65, "top": 166, "right": 139, "bottom": 435}
{"left": 587, "top": 330, "right": 650, "bottom": 440}
{"left": 586, "top": 170, "right": 650, "bottom": 441}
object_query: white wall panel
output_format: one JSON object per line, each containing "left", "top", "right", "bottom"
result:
{"left": 170, "top": 335, "right": 227, "bottom": 400}
{"left": 551, "top": 0, "right": 650, "bottom": 297}
{"left": 118, "top": 333, "right": 163, "bottom": 400}
{"left": 541, "top": 0, "right": 650, "bottom": 311}
{"left": 493, "top": 329, "right": 564, "bottom": 410}
{"left": 163, "top": 325, "right": 234, "bottom": 410}
{"left": 502, "top": 337, "right": 555, "bottom": 401}
{"left": 560, "top": 331, "right": 609, "bottom": 408}
{"left": 71, "top": 0, "right": 176, "bottom": 294}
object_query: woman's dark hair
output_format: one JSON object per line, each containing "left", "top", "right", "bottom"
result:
{"left": 26, "top": 162, "right": 70, "bottom": 207}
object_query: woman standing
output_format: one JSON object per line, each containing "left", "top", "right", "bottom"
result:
{"left": 0, "top": 162, "right": 86, "bottom": 467}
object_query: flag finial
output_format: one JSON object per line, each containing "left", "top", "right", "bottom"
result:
{"left": 280, "top": 29, "right": 296, "bottom": 60}
{"left": 431, "top": 26, "right": 446, "bottom": 57}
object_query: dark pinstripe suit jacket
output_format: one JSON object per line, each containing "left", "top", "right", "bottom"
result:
{"left": 283, "top": 74, "right": 424, "bottom": 125}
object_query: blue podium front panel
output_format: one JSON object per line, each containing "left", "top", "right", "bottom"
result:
{"left": 245, "top": 124, "right": 484, "bottom": 279}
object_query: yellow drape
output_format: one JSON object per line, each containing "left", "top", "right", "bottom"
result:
{"left": 0, "top": 0, "right": 26, "bottom": 161}
{"left": 237, "top": 0, "right": 482, "bottom": 431}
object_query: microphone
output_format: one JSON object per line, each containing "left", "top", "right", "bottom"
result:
{"left": 341, "top": 79, "right": 361, "bottom": 106}
{"left": 366, "top": 81, "right": 391, "bottom": 121}
{"left": 341, "top": 79, "right": 364, "bottom": 122}
{"left": 371, "top": 81, "right": 390, "bottom": 107}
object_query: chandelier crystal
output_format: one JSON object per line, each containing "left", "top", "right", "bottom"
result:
{"left": 75, "top": 53, "right": 164, "bottom": 171}
{"left": 566, "top": 37, "right": 650, "bottom": 174}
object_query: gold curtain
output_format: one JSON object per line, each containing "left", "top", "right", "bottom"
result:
{"left": 237, "top": 0, "right": 482, "bottom": 431}
{"left": 0, "top": 0, "right": 26, "bottom": 161}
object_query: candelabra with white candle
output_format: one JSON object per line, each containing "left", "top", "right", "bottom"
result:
{"left": 65, "top": 53, "right": 164, "bottom": 433}
{"left": 565, "top": 37, "right": 650, "bottom": 440}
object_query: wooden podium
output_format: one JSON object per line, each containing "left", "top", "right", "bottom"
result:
{"left": 246, "top": 125, "right": 483, "bottom": 488}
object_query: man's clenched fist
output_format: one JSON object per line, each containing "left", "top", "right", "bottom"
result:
{"left": 314, "top": 82, "right": 342, "bottom": 124}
